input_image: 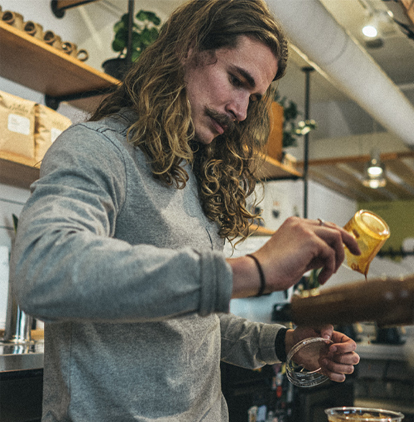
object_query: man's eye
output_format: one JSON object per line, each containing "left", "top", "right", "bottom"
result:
{"left": 249, "top": 94, "right": 259, "bottom": 103}
{"left": 231, "top": 75, "right": 243, "bottom": 87}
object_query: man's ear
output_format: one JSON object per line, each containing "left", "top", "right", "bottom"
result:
{"left": 182, "top": 43, "right": 195, "bottom": 64}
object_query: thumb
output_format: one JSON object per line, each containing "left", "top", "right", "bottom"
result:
{"left": 319, "top": 324, "right": 334, "bottom": 340}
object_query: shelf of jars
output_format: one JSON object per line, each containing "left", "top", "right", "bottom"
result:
{"left": 0, "top": 20, "right": 119, "bottom": 112}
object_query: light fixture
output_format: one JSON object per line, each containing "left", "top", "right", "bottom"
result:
{"left": 362, "top": 15, "right": 378, "bottom": 38}
{"left": 362, "top": 11, "right": 384, "bottom": 48}
{"left": 362, "top": 148, "right": 386, "bottom": 189}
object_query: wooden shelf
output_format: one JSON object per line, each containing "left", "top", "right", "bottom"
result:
{"left": 0, "top": 20, "right": 121, "bottom": 188}
{"left": 1, "top": 152, "right": 301, "bottom": 190}
{"left": 0, "top": 21, "right": 301, "bottom": 189}
{"left": 258, "top": 153, "right": 302, "bottom": 180}
{"left": 0, "top": 153, "right": 40, "bottom": 189}
{"left": 0, "top": 21, "right": 119, "bottom": 113}
{"left": 249, "top": 224, "right": 275, "bottom": 236}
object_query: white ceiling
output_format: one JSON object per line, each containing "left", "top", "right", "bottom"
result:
{"left": 275, "top": 0, "right": 414, "bottom": 145}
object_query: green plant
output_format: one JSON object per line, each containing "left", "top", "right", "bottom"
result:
{"left": 274, "top": 93, "right": 317, "bottom": 148}
{"left": 111, "top": 10, "right": 162, "bottom": 63}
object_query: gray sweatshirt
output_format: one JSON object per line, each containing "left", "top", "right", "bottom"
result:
{"left": 10, "top": 109, "right": 282, "bottom": 421}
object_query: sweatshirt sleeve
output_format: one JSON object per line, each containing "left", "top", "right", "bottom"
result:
{"left": 10, "top": 124, "right": 233, "bottom": 323}
{"left": 219, "top": 313, "right": 284, "bottom": 368}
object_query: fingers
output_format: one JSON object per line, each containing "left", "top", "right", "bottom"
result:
{"left": 319, "top": 330, "right": 360, "bottom": 382}
{"left": 254, "top": 216, "right": 360, "bottom": 291}
{"left": 317, "top": 325, "right": 334, "bottom": 340}
{"left": 308, "top": 226, "right": 344, "bottom": 284}
{"left": 309, "top": 219, "right": 360, "bottom": 284}
{"left": 314, "top": 219, "right": 361, "bottom": 257}
{"left": 330, "top": 331, "right": 357, "bottom": 352}
{"left": 320, "top": 351, "right": 360, "bottom": 382}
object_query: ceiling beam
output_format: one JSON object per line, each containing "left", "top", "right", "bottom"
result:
{"left": 297, "top": 151, "right": 414, "bottom": 167}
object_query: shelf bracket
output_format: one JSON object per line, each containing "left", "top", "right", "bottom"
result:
{"left": 264, "top": 175, "right": 302, "bottom": 183}
{"left": 51, "top": 0, "right": 100, "bottom": 18}
{"left": 45, "top": 86, "right": 115, "bottom": 110}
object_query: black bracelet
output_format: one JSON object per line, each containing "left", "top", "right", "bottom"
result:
{"left": 246, "top": 254, "right": 266, "bottom": 297}
{"left": 275, "top": 327, "right": 288, "bottom": 362}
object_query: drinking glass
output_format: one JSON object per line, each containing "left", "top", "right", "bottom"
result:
{"left": 285, "top": 337, "right": 333, "bottom": 388}
{"left": 343, "top": 210, "right": 390, "bottom": 276}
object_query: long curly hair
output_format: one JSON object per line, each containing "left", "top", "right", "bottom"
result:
{"left": 90, "top": 0, "right": 288, "bottom": 242}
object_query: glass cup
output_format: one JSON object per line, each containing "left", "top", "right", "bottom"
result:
{"left": 325, "top": 407, "right": 404, "bottom": 421}
{"left": 286, "top": 337, "right": 333, "bottom": 388}
{"left": 343, "top": 210, "right": 390, "bottom": 277}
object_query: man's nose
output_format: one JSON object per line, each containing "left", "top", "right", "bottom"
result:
{"left": 226, "top": 93, "right": 249, "bottom": 122}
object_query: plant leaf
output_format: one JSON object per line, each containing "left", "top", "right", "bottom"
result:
{"left": 112, "top": 39, "right": 125, "bottom": 53}
{"left": 131, "top": 50, "right": 141, "bottom": 62}
{"left": 121, "top": 13, "right": 130, "bottom": 26}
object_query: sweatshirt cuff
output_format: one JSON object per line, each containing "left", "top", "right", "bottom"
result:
{"left": 198, "top": 251, "right": 233, "bottom": 316}
{"left": 258, "top": 323, "right": 282, "bottom": 363}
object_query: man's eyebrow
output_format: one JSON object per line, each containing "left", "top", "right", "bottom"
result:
{"left": 232, "top": 65, "right": 263, "bottom": 101}
{"left": 233, "top": 66, "right": 256, "bottom": 89}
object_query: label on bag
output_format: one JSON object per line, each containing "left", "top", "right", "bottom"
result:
{"left": 51, "top": 128, "right": 63, "bottom": 143}
{"left": 8, "top": 113, "right": 31, "bottom": 135}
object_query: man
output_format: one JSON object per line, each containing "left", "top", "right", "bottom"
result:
{"left": 10, "top": 0, "right": 360, "bottom": 421}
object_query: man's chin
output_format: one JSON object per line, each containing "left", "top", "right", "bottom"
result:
{"left": 194, "top": 132, "right": 216, "bottom": 146}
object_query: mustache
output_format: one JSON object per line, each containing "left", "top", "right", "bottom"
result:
{"left": 205, "top": 108, "right": 237, "bottom": 133}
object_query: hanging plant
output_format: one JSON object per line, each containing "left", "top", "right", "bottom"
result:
{"left": 274, "top": 93, "right": 317, "bottom": 148}
{"left": 102, "top": 10, "right": 162, "bottom": 80}
{"left": 112, "top": 10, "right": 162, "bottom": 62}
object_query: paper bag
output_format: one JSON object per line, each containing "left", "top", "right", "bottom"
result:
{"left": 0, "top": 90, "right": 36, "bottom": 161}
{"left": 34, "top": 104, "right": 72, "bottom": 162}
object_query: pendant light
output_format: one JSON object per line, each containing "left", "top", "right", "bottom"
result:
{"left": 362, "top": 14, "right": 379, "bottom": 38}
{"left": 362, "top": 12, "right": 384, "bottom": 49}
{"left": 362, "top": 148, "right": 386, "bottom": 189}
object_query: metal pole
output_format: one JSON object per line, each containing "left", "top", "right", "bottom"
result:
{"left": 302, "top": 67, "right": 314, "bottom": 219}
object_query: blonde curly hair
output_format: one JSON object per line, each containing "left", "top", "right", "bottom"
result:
{"left": 90, "top": 0, "right": 288, "bottom": 242}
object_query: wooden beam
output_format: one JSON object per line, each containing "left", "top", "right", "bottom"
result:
{"left": 297, "top": 151, "right": 414, "bottom": 167}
